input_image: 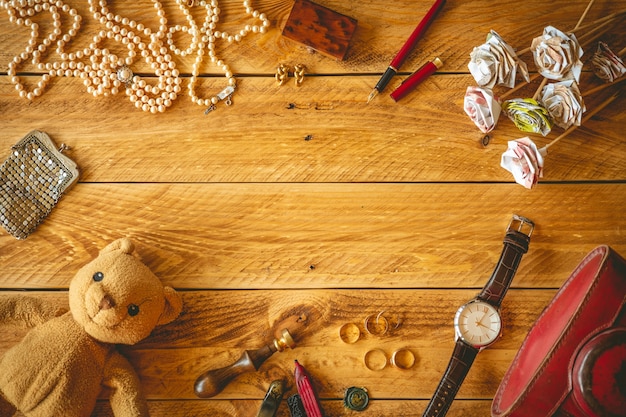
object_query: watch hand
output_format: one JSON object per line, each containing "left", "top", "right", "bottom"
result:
{"left": 478, "top": 313, "right": 490, "bottom": 327}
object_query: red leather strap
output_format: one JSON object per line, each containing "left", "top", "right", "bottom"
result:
{"left": 491, "top": 246, "right": 626, "bottom": 417}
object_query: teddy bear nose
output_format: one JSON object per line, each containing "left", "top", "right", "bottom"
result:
{"left": 99, "top": 294, "right": 116, "bottom": 310}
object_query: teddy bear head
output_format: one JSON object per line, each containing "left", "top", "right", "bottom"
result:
{"left": 69, "top": 238, "right": 183, "bottom": 345}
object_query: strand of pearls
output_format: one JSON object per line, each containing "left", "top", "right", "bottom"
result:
{"left": 166, "top": 0, "right": 269, "bottom": 112}
{"left": 2, "top": 0, "right": 82, "bottom": 101}
{"left": 0, "top": 0, "right": 270, "bottom": 113}
{"left": 88, "top": 0, "right": 181, "bottom": 113}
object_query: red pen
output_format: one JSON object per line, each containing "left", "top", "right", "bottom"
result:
{"left": 390, "top": 57, "right": 443, "bottom": 102}
{"left": 367, "top": 0, "right": 446, "bottom": 103}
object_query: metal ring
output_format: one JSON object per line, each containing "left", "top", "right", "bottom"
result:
{"left": 364, "top": 313, "right": 389, "bottom": 336}
{"left": 385, "top": 311, "right": 403, "bottom": 330}
{"left": 391, "top": 348, "right": 416, "bottom": 370}
{"left": 339, "top": 322, "right": 361, "bottom": 344}
{"left": 364, "top": 349, "right": 387, "bottom": 371}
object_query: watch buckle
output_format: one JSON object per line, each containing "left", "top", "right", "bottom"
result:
{"left": 508, "top": 214, "right": 535, "bottom": 237}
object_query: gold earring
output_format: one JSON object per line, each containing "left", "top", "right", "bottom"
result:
{"left": 294, "top": 64, "right": 305, "bottom": 86}
{"left": 275, "top": 63, "right": 289, "bottom": 86}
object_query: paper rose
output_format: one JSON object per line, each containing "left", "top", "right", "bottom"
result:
{"left": 502, "top": 98, "right": 553, "bottom": 136}
{"left": 464, "top": 86, "right": 502, "bottom": 133}
{"left": 468, "top": 30, "right": 530, "bottom": 88}
{"left": 500, "top": 137, "right": 546, "bottom": 189}
{"left": 591, "top": 42, "right": 626, "bottom": 83}
{"left": 539, "top": 80, "right": 585, "bottom": 129}
{"left": 531, "top": 26, "right": 583, "bottom": 82}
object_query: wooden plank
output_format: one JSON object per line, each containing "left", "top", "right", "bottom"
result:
{"left": 1, "top": 1, "right": 624, "bottom": 184}
{"left": 0, "top": 74, "right": 624, "bottom": 184}
{"left": 1, "top": 2, "right": 625, "bottom": 417}
{"left": 89, "top": 399, "right": 493, "bottom": 417}
{"left": 0, "top": 289, "right": 555, "bottom": 399}
{"left": 0, "top": 0, "right": 624, "bottom": 73}
{"left": 1, "top": 183, "right": 624, "bottom": 289}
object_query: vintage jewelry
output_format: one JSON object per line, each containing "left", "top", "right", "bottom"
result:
{"left": 275, "top": 63, "right": 289, "bottom": 86}
{"left": 364, "top": 312, "right": 389, "bottom": 336}
{"left": 0, "top": 130, "right": 79, "bottom": 240}
{"left": 339, "top": 322, "right": 361, "bottom": 344}
{"left": 0, "top": 0, "right": 270, "bottom": 113}
{"left": 294, "top": 63, "right": 305, "bottom": 86}
{"left": 391, "top": 348, "right": 416, "bottom": 370}
{"left": 363, "top": 349, "right": 388, "bottom": 371}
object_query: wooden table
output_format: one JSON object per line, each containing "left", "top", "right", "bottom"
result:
{"left": 1, "top": 1, "right": 625, "bottom": 416}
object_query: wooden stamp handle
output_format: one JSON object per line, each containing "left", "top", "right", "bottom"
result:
{"left": 194, "top": 329, "right": 295, "bottom": 398}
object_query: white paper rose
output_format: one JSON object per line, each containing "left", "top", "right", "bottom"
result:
{"left": 468, "top": 30, "right": 530, "bottom": 89}
{"left": 531, "top": 26, "right": 583, "bottom": 82}
{"left": 591, "top": 42, "right": 626, "bottom": 83}
{"left": 464, "top": 86, "right": 502, "bottom": 133}
{"left": 500, "top": 137, "right": 546, "bottom": 189}
{"left": 539, "top": 80, "right": 585, "bottom": 129}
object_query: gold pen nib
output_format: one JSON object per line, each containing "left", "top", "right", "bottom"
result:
{"left": 366, "top": 88, "right": 378, "bottom": 103}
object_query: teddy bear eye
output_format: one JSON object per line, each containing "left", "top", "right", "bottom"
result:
{"left": 93, "top": 272, "right": 104, "bottom": 282}
{"left": 128, "top": 304, "right": 140, "bottom": 317}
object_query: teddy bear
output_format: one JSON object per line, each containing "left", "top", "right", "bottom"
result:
{"left": 0, "top": 238, "right": 183, "bottom": 417}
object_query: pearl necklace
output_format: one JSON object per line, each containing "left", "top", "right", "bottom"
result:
{"left": 0, "top": 0, "right": 270, "bottom": 113}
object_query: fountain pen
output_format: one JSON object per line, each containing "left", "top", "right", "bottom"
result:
{"left": 367, "top": 0, "right": 446, "bottom": 103}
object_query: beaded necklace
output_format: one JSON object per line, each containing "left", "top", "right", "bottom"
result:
{"left": 0, "top": 0, "right": 270, "bottom": 113}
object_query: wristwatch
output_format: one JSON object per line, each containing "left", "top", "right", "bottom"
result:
{"left": 421, "top": 214, "right": 534, "bottom": 417}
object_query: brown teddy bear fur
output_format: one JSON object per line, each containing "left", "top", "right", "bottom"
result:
{"left": 0, "top": 238, "right": 183, "bottom": 417}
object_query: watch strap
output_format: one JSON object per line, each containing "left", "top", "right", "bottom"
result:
{"left": 421, "top": 340, "right": 478, "bottom": 417}
{"left": 478, "top": 215, "right": 533, "bottom": 308}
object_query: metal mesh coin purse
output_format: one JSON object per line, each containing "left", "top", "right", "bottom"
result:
{"left": 0, "top": 130, "right": 79, "bottom": 239}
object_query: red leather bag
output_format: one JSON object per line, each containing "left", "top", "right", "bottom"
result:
{"left": 492, "top": 245, "right": 626, "bottom": 417}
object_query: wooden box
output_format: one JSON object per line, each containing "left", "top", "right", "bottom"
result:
{"left": 281, "top": 0, "right": 358, "bottom": 60}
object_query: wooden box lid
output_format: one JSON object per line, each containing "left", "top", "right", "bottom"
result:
{"left": 281, "top": 0, "right": 358, "bottom": 60}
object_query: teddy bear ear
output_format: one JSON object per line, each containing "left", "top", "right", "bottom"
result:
{"left": 100, "top": 238, "right": 135, "bottom": 255}
{"left": 157, "top": 286, "right": 183, "bottom": 326}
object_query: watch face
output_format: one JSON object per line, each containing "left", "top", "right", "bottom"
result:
{"left": 454, "top": 299, "right": 502, "bottom": 348}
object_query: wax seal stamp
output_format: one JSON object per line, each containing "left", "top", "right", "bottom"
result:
{"left": 344, "top": 386, "right": 369, "bottom": 411}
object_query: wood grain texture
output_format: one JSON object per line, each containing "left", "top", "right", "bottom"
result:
{"left": 1, "top": 73, "right": 624, "bottom": 183}
{"left": 0, "top": 289, "right": 556, "bottom": 398}
{"left": 1, "top": 0, "right": 625, "bottom": 416}
{"left": 11, "top": 401, "right": 493, "bottom": 417}
{"left": 0, "top": 0, "right": 624, "bottom": 73}
{"left": 0, "top": 183, "right": 624, "bottom": 290}
{"left": 90, "top": 399, "right": 493, "bottom": 417}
